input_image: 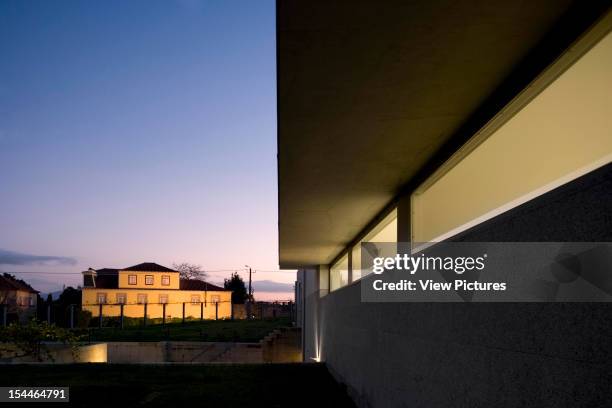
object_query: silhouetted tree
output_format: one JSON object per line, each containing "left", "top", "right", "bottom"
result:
{"left": 35, "top": 294, "right": 45, "bottom": 321}
{"left": 172, "top": 263, "right": 208, "bottom": 281}
{"left": 224, "top": 272, "right": 248, "bottom": 304}
{"left": 49, "top": 287, "right": 90, "bottom": 328}
{"left": 42, "top": 294, "right": 53, "bottom": 323}
{"left": 57, "top": 286, "right": 81, "bottom": 306}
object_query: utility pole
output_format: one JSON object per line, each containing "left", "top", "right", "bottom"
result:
{"left": 248, "top": 267, "right": 252, "bottom": 298}
{"left": 245, "top": 265, "right": 256, "bottom": 299}
{"left": 245, "top": 265, "right": 254, "bottom": 319}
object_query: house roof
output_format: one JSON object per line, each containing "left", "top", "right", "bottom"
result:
{"left": 94, "top": 274, "right": 119, "bottom": 289}
{"left": 179, "top": 279, "right": 228, "bottom": 292}
{"left": 85, "top": 267, "right": 227, "bottom": 291}
{"left": 96, "top": 268, "right": 119, "bottom": 275}
{"left": 0, "top": 274, "right": 38, "bottom": 293}
{"left": 121, "top": 263, "right": 178, "bottom": 273}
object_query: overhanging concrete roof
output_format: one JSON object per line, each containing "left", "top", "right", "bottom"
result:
{"left": 277, "top": 0, "right": 609, "bottom": 268}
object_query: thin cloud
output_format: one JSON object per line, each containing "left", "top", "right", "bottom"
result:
{"left": 253, "top": 280, "right": 294, "bottom": 293}
{"left": 0, "top": 249, "right": 77, "bottom": 266}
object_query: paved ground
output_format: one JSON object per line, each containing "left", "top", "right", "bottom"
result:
{"left": 0, "top": 363, "right": 355, "bottom": 407}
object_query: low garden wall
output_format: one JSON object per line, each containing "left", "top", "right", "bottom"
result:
{"left": 107, "top": 327, "right": 301, "bottom": 363}
{"left": 0, "top": 342, "right": 107, "bottom": 363}
{"left": 0, "top": 328, "right": 301, "bottom": 364}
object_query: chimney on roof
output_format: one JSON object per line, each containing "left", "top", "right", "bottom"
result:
{"left": 82, "top": 268, "right": 97, "bottom": 288}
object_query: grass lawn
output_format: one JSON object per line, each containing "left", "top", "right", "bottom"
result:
{"left": 83, "top": 317, "right": 290, "bottom": 342}
{"left": 0, "top": 363, "right": 355, "bottom": 407}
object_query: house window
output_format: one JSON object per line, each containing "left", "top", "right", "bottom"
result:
{"left": 116, "top": 293, "right": 127, "bottom": 304}
{"left": 28, "top": 295, "right": 35, "bottom": 307}
{"left": 145, "top": 275, "right": 154, "bottom": 285}
{"left": 191, "top": 295, "right": 201, "bottom": 305}
{"left": 352, "top": 209, "right": 397, "bottom": 282}
{"left": 330, "top": 254, "right": 349, "bottom": 292}
{"left": 137, "top": 294, "right": 148, "bottom": 304}
{"left": 211, "top": 295, "right": 220, "bottom": 303}
{"left": 97, "top": 293, "right": 107, "bottom": 304}
{"left": 161, "top": 275, "right": 170, "bottom": 286}
{"left": 128, "top": 275, "right": 137, "bottom": 285}
{"left": 159, "top": 294, "right": 168, "bottom": 304}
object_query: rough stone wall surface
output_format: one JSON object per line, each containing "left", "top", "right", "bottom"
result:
{"left": 320, "top": 164, "right": 612, "bottom": 407}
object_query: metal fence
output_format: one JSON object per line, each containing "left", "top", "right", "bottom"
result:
{"left": 0, "top": 300, "right": 296, "bottom": 329}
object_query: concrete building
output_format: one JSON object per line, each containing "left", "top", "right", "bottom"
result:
{"left": 278, "top": 1, "right": 612, "bottom": 407}
{"left": 81, "top": 262, "right": 232, "bottom": 320}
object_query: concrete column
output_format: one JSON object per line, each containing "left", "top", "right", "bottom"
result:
{"left": 397, "top": 192, "right": 412, "bottom": 247}
{"left": 301, "top": 266, "right": 326, "bottom": 362}
{"left": 347, "top": 249, "right": 353, "bottom": 283}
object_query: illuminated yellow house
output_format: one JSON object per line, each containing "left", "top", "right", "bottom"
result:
{"left": 81, "top": 262, "right": 232, "bottom": 319}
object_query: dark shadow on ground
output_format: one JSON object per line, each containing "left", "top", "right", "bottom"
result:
{"left": 0, "top": 363, "right": 355, "bottom": 407}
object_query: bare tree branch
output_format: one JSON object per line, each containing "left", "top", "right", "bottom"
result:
{"left": 172, "top": 263, "right": 208, "bottom": 281}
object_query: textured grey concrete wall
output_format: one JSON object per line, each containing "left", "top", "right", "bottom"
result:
{"left": 319, "top": 164, "right": 612, "bottom": 407}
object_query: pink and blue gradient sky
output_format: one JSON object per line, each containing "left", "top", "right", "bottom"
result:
{"left": 0, "top": 0, "right": 294, "bottom": 300}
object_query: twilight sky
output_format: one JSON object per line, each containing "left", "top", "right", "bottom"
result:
{"left": 0, "top": 0, "right": 293, "bottom": 299}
